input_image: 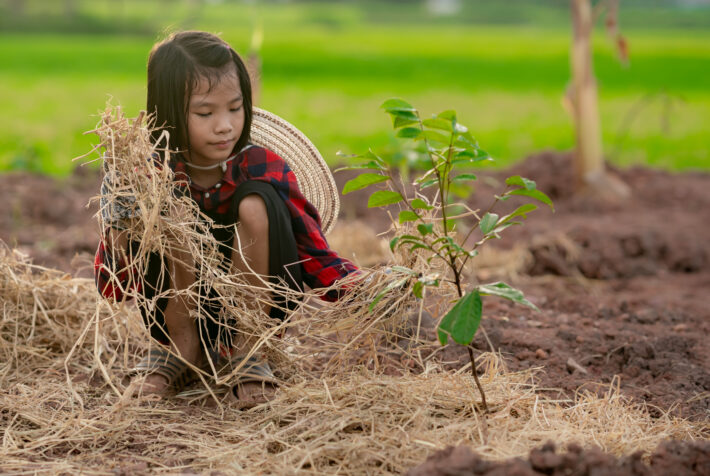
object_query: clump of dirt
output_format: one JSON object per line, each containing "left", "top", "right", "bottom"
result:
{"left": 407, "top": 440, "right": 710, "bottom": 476}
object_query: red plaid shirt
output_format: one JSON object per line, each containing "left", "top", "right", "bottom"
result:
{"left": 94, "top": 146, "right": 358, "bottom": 302}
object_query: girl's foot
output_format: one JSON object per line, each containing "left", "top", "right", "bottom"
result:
{"left": 227, "top": 356, "right": 279, "bottom": 408}
{"left": 129, "top": 347, "right": 206, "bottom": 397}
{"left": 137, "top": 373, "right": 171, "bottom": 395}
{"left": 233, "top": 381, "right": 277, "bottom": 408}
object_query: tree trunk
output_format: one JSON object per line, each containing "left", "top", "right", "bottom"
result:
{"left": 570, "top": 0, "right": 629, "bottom": 199}
{"left": 247, "top": 24, "right": 263, "bottom": 106}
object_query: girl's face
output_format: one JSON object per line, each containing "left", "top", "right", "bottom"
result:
{"left": 186, "top": 66, "right": 245, "bottom": 167}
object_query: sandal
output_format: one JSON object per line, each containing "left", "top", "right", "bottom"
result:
{"left": 129, "top": 347, "right": 197, "bottom": 394}
{"left": 226, "top": 355, "right": 279, "bottom": 407}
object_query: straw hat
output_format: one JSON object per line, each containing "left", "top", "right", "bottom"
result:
{"left": 249, "top": 107, "right": 339, "bottom": 235}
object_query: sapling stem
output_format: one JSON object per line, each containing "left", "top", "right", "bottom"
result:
{"left": 468, "top": 345, "right": 488, "bottom": 412}
{"left": 454, "top": 278, "right": 488, "bottom": 412}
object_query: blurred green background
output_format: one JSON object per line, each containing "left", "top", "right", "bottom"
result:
{"left": 1, "top": 0, "right": 708, "bottom": 175}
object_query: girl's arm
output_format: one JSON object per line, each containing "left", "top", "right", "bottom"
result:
{"left": 95, "top": 168, "right": 143, "bottom": 302}
{"left": 241, "top": 148, "right": 359, "bottom": 300}
{"left": 94, "top": 227, "right": 140, "bottom": 302}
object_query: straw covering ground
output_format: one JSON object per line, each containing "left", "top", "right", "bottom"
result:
{"left": 0, "top": 245, "right": 706, "bottom": 474}
{"left": 1, "top": 110, "right": 708, "bottom": 474}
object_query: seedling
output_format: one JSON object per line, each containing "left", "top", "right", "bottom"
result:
{"left": 341, "top": 98, "right": 553, "bottom": 411}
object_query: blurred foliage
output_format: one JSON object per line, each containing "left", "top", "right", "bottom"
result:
{"left": 3, "top": 0, "right": 710, "bottom": 33}
{"left": 0, "top": 0, "right": 708, "bottom": 175}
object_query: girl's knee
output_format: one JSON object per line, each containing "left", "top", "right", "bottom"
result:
{"left": 238, "top": 194, "right": 269, "bottom": 236}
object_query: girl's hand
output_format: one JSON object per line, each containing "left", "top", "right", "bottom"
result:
{"left": 99, "top": 170, "right": 141, "bottom": 231}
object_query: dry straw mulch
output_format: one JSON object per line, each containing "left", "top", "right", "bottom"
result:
{"left": 1, "top": 108, "right": 707, "bottom": 474}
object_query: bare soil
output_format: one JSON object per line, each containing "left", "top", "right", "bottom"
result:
{"left": 470, "top": 153, "right": 710, "bottom": 422}
{"left": 407, "top": 439, "right": 710, "bottom": 476}
{"left": 1, "top": 151, "right": 708, "bottom": 472}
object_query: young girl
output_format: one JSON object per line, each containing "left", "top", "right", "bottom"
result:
{"left": 95, "top": 31, "right": 358, "bottom": 405}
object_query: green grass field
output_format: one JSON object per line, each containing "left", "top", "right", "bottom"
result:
{"left": 1, "top": 1, "right": 708, "bottom": 175}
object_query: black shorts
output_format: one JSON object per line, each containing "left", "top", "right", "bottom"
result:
{"left": 130, "top": 181, "right": 303, "bottom": 352}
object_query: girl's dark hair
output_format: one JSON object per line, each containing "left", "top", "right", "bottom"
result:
{"left": 147, "top": 31, "right": 253, "bottom": 158}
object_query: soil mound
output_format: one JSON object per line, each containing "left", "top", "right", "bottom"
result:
{"left": 407, "top": 440, "right": 710, "bottom": 476}
{"left": 493, "top": 151, "right": 710, "bottom": 279}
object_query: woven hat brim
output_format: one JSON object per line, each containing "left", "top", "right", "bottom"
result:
{"left": 248, "top": 108, "right": 339, "bottom": 235}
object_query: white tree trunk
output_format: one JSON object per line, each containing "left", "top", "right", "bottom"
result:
{"left": 570, "top": 0, "right": 629, "bottom": 198}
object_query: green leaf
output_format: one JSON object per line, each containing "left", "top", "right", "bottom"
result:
{"left": 478, "top": 282, "right": 539, "bottom": 311}
{"left": 422, "top": 117, "right": 453, "bottom": 132}
{"left": 431, "top": 236, "right": 451, "bottom": 246}
{"left": 419, "top": 178, "right": 439, "bottom": 189}
{"left": 493, "top": 221, "right": 523, "bottom": 233}
{"left": 498, "top": 204, "right": 537, "bottom": 225}
{"left": 445, "top": 219, "right": 456, "bottom": 232}
{"left": 368, "top": 190, "right": 404, "bottom": 208}
{"left": 454, "top": 134, "right": 477, "bottom": 149}
{"left": 423, "top": 130, "right": 452, "bottom": 145}
{"left": 398, "top": 210, "right": 419, "bottom": 223}
{"left": 451, "top": 149, "right": 492, "bottom": 167}
{"left": 417, "top": 223, "right": 434, "bottom": 236}
{"left": 396, "top": 127, "right": 423, "bottom": 139}
{"left": 453, "top": 150, "right": 478, "bottom": 159}
{"left": 381, "top": 98, "right": 415, "bottom": 112}
{"left": 334, "top": 160, "right": 384, "bottom": 172}
{"left": 475, "top": 149, "right": 491, "bottom": 160}
{"left": 412, "top": 281, "right": 424, "bottom": 299}
{"left": 342, "top": 173, "right": 389, "bottom": 194}
{"left": 363, "top": 149, "right": 387, "bottom": 165}
{"left": 396, "top": 234, "right": 424, "bottom": 243}
{"left": 451, "top": 173, "right": 477, "bottom": 183}
{"left": 408, "top": 243, "right": 431, "bottom": 252}
{"left": 437, "top": 110, "right": 457, "bottom": 122}
{"left": 393, "top": 113, "right": 419, "bottom": 128}
{"left": 479, "top": 212, "right": 499, "bottom": 235}
{"left": 437, "top": 290, "right": 482, "bottom": 346}
{"left": 509, "top": 188, "right": 554, "bottom": 210}
{"left": 433, "top": 237, "right": 464, "bottom": 256}
{"left": 411, "top": 198, "right": 433, "bottom": 210}
{"left": 392, "top": 235, "right": 426, "bottom": 251}
{"left": 505, "top": 175, "right": 537, "bottom": 191}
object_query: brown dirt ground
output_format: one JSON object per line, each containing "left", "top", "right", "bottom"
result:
{"left": 1, "top": 151, "right": 709, "bottom": 472}
{"left": 407, "top": 439, "right": 710, "bottom": 476}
